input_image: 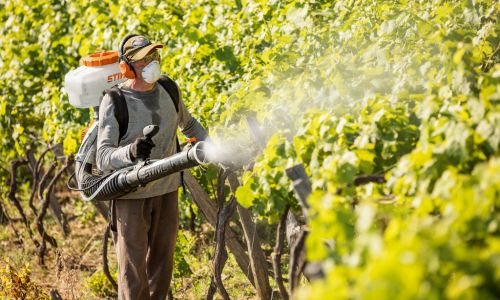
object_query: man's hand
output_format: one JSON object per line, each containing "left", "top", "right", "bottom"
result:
{"left": 129, "top": 137, "right": 155, "bottom": 160}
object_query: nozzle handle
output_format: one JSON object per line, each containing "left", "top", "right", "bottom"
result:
{"left": 143, "top": 125, "right": 159, "bottom": 141}
{"left": 136, "top": 125, "right": 159, "bottom": 163}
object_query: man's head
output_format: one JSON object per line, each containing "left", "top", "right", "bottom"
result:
{"left": 119, "top": 34, "right": 163, "bottom": 81}
{"left": 122, "top": 35, "right": 163, "bottom": 62}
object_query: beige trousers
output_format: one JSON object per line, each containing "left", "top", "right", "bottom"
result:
{"left": 112, "top": 190, "right": 179, "bottom": 300}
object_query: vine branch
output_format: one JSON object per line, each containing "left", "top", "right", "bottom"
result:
{"left": 208, "top": 169, "right": 234, "bottom": 300}
{"left": 273, "top": 205, "right": 290, "bottom": 300}
{"left": 103, "top": 224, "right": 118, "bottom": 291}
{"left": 7, "top": 160, "right": 31, "bottom": 233}
{"left": 353, "top": 174, "right": 386, "bottom": 186}
{"left": 36, "top": 158, "right": 72, "bottom": 265}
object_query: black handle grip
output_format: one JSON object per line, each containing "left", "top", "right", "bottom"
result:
{"left": 143, "top": 125, "right": 160, "bottom": 140}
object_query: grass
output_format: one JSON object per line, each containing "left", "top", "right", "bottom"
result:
{"left": 0, "top": 193, "right": 260, "bottom": 299}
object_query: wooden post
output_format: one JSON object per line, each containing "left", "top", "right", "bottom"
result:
{"left": 285, "top": 164, "right": 311, "bottom": 215}
{"left": 286, "top": 210, "right": 302, "bottom": 246}
{"left": 285, "top": 164, "right": 325, "bottom": 287}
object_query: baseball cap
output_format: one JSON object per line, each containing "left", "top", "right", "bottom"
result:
{"left": 122, "top": 35, "right": 163, "bottom": 62}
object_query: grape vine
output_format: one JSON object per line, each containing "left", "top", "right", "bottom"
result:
{"left": 0, "top": 0, "right": 498, "bottom": 299}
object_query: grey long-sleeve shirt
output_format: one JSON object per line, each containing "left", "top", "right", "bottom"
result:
{"left": 96, "top": 80, "right": 207, "bottom": 199}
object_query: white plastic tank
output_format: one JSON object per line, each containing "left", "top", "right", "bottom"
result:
{"left": 65, "top": 51, "right": 127, "bottom": 108}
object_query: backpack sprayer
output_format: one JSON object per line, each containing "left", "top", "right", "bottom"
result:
{"left": 65, "top": 50, "right": 210, "bottom": 201}
{"left": 74, "top": 126, "right": 208, "bottom": 202}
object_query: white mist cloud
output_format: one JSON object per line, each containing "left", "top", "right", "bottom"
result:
{"left": 203, "top": 26, "right": 436, "bottom": 167}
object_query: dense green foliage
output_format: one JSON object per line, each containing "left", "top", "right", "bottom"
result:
{"left": 0, "top": 0, "right": 498, "bottom": 298}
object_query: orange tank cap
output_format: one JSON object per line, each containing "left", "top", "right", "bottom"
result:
{"left": 82, "top": 51, "right": 119, "bottom": 67}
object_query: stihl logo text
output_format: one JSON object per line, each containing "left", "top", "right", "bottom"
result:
{"left": 107, "top": 73, "right": 124, "bottom": 82}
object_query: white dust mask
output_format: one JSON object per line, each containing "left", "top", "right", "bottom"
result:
{"left": 141, "top": 60, "right": 161, "bottom": 83}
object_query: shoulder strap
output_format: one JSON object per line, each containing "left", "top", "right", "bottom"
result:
{"left": 157, "top": 75, "right": 180, "bottom": 113}
{"left": 157, "top": 76, "right": 184, "bottom": 189}
{"left": 157, "top": 76, "right": 183, "bottom": 157}
{"left": 104, "top": 86, "right": 128, "bottom": 142}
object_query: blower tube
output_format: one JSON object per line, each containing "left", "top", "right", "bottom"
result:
{"left": 77, "top": 142, "right": 208, "bottom": 202}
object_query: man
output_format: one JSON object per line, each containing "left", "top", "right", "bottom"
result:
{"left": 96, "top": 34, "right": 208, "bottom": 300}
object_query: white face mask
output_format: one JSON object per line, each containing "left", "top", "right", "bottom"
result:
{"left": 141, "top": 60, "right": 161, "bottom": 83}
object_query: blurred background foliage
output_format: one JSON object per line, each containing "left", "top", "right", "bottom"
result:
{"left": 0, "top": 0, "right": 499, "bottom": 299}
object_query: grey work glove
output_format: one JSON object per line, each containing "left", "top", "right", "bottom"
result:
{"left": 129, "top": 137, "right": 155, "bottom": 160}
